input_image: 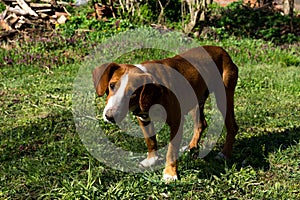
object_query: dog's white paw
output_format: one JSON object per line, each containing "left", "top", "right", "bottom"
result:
{"left": 215, "top": 152, "right": 228, "bottom": 161}
{"left": 180, "top": 145, "right": 189, "bottom": 152}
{"left": 139, "top": 156, "right": 159, "bottom": 168}
{"left": 163, "top": 173, "right": 178, "bottom": 181}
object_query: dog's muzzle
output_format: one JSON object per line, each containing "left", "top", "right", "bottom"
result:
{"left": 104, "top": 109, "right": 116, "bottom": 123}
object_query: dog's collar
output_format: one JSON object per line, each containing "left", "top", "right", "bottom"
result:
{"left": 132, "top": 108, "right": 150, "bottom": 122}
{"left": 137, "top": 115, "right": 151, "bottom": 122}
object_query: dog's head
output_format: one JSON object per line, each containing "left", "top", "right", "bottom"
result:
{"left": 93, "top": 63, "right": 162, "bottom": 123}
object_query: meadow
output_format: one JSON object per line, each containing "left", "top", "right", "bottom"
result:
{"left": 0, "top": 3, "right": 300, "bottom": 199}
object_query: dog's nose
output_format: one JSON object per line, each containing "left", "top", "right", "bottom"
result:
{"left": 105, "top": 115, "right": 115, "bottom": 123}
{"left": 105, "top": 110, "right": 116, "bottom": 123}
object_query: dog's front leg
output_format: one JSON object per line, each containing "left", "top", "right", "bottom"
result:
{"left": 163, "top": 118, "right": 184, "bottom": 181}
{"left": 138, "top": 118, "right": 159, "bottom": 168}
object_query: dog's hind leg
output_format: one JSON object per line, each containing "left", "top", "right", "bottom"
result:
{"left": 216, "top": 68, "right": 239, "bottom": 160}
{"left": 220, "top": 89, "right": 238, "bottom": 159}
{"left": 188, "top": 103, "right": 207, "bottom": 150}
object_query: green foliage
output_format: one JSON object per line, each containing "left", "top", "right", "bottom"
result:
{"left": 0, "top": 2, "right": 5, "bottom": 13}
{"left": 136, "top": 4, "right": 157, "bottom": 24}
{"left": 164, "top": 0, "right": 182, "bottom": 22}
{"left": 208, "top": 1, "right": 300, "bottom": 44}
{"left": 114, "top": 0, "right": 182, "bottom": 25}
{"left": 56, "top": 3, "right": 136, "bottom": 38}
{"left": 59, "top": 15, "right": 136, "bottom": 40}
{"left": 40, "top": 1, "right": 300, "bottom": 45}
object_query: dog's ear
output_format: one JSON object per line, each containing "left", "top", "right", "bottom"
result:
{"left": 139, "top": 82, "right": 162, "bottom": 112}
{"left": 92, "top": 63, "right": 120, "bottom": 96}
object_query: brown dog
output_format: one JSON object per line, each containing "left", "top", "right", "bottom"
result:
{"left": 92, "top": 46, "right": 238, "bottom": 181}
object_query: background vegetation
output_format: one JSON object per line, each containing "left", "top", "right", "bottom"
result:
{"left": 0, "top": 0, "right": 299, "bottom": 199}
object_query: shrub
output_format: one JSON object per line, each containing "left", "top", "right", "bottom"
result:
{"left": 207, "top": 1, "right": 300, "bottom": 44}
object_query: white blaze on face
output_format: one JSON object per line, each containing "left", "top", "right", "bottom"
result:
{"left": 103, "top": 73, "right": 129, "bottom": 122}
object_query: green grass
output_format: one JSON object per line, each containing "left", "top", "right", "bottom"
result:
{"left": 0, "top": 27, "right": 299, "bottom": 199}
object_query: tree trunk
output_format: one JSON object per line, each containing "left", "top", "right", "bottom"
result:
{"left": 157, "top": 0, "right": 171, "bottom": 24}
{"left": 119, "top": 0, "right": 140, "bottom": 16}
{"left": 181, "top": 0, "right": 211, "bottom": 34}
{"left": 283, "top": 0, "right": 294, "bottom": 32}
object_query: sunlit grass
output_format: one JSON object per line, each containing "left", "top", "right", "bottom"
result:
{"left": 0, "top": 27, "right": 299, "bottom": 199}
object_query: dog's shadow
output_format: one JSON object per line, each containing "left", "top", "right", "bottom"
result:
{"left": 179, "top": 126, "right": 300, "bottom": 179}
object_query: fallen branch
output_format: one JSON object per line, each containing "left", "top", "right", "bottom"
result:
{"left": 29, "top": 3, "right": 52, "bottom": 8}
{"left": 16, "top": 0, "right": 38, "bottom": 17}
{"left": 8, "top": 6, "right": 27, "bottom": 16}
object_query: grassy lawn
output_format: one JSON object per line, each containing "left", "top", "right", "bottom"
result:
{"left": 0, "top": 26, "right": 299, "bottom": 199}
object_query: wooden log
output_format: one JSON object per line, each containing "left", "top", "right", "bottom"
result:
{"left": 55, "top": 11, "right": 69, "bottom": 17}
{"left": 2, "top": 0, "right": 15, "bottom": 3}
{"left": 29, "top": 3, "right": 52, "bottom": 8}
{"left": 0, "top": 19, "right": 12, "bottom": 31}
{"left": 4, "top": 0, "right": 32, "bottom": 2}
{"left": 35, "top": 9, "right": 52, "bottom": 13}
{"left": 40, "top": 13, "right": 49, "bottom": 18}
{"left": 63, "top": 6, "right": 71, "bottom": 16}
{"left": 57, "top": 14, "right": 67, "bottom": 24}
{"left": 6, "top": 13, "right": 19, "bottom": 24}
{"left": 16, "top": 0, "right": 38, "bottom": 17}
{"left": 8, "top": 6, "right": 27, "bottom": 15}
{"left": 14, "top": 16, "right": 25, "bottom": 28}
{"left": 40, "top": 0, "right": 71, "bottom": 6}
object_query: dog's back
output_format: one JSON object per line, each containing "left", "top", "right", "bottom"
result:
{"left": 141, "top": 46, "right": 238, "bottom": 102}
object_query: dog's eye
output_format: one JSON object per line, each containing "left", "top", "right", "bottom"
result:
{"left": 109, "top": 83, "right": 116, "bottom": 90}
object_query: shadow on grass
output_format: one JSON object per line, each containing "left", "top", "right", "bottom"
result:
{"left": 1, "top": 109, "right": 299, "bottom": 187}
{"left": 232, "top": 126, "right": 300, "bottom": 170}
{"left": 198, "top": 126, "right": 300, "bottom": 176}
{"left": 0, "top": 110, "right": 127, "bottom": 194}
{"left": 0, "top": 110, "right": 75, "bottom": 162}
{"left": 179, "top": 126, "right": 300, "bottom": 179}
